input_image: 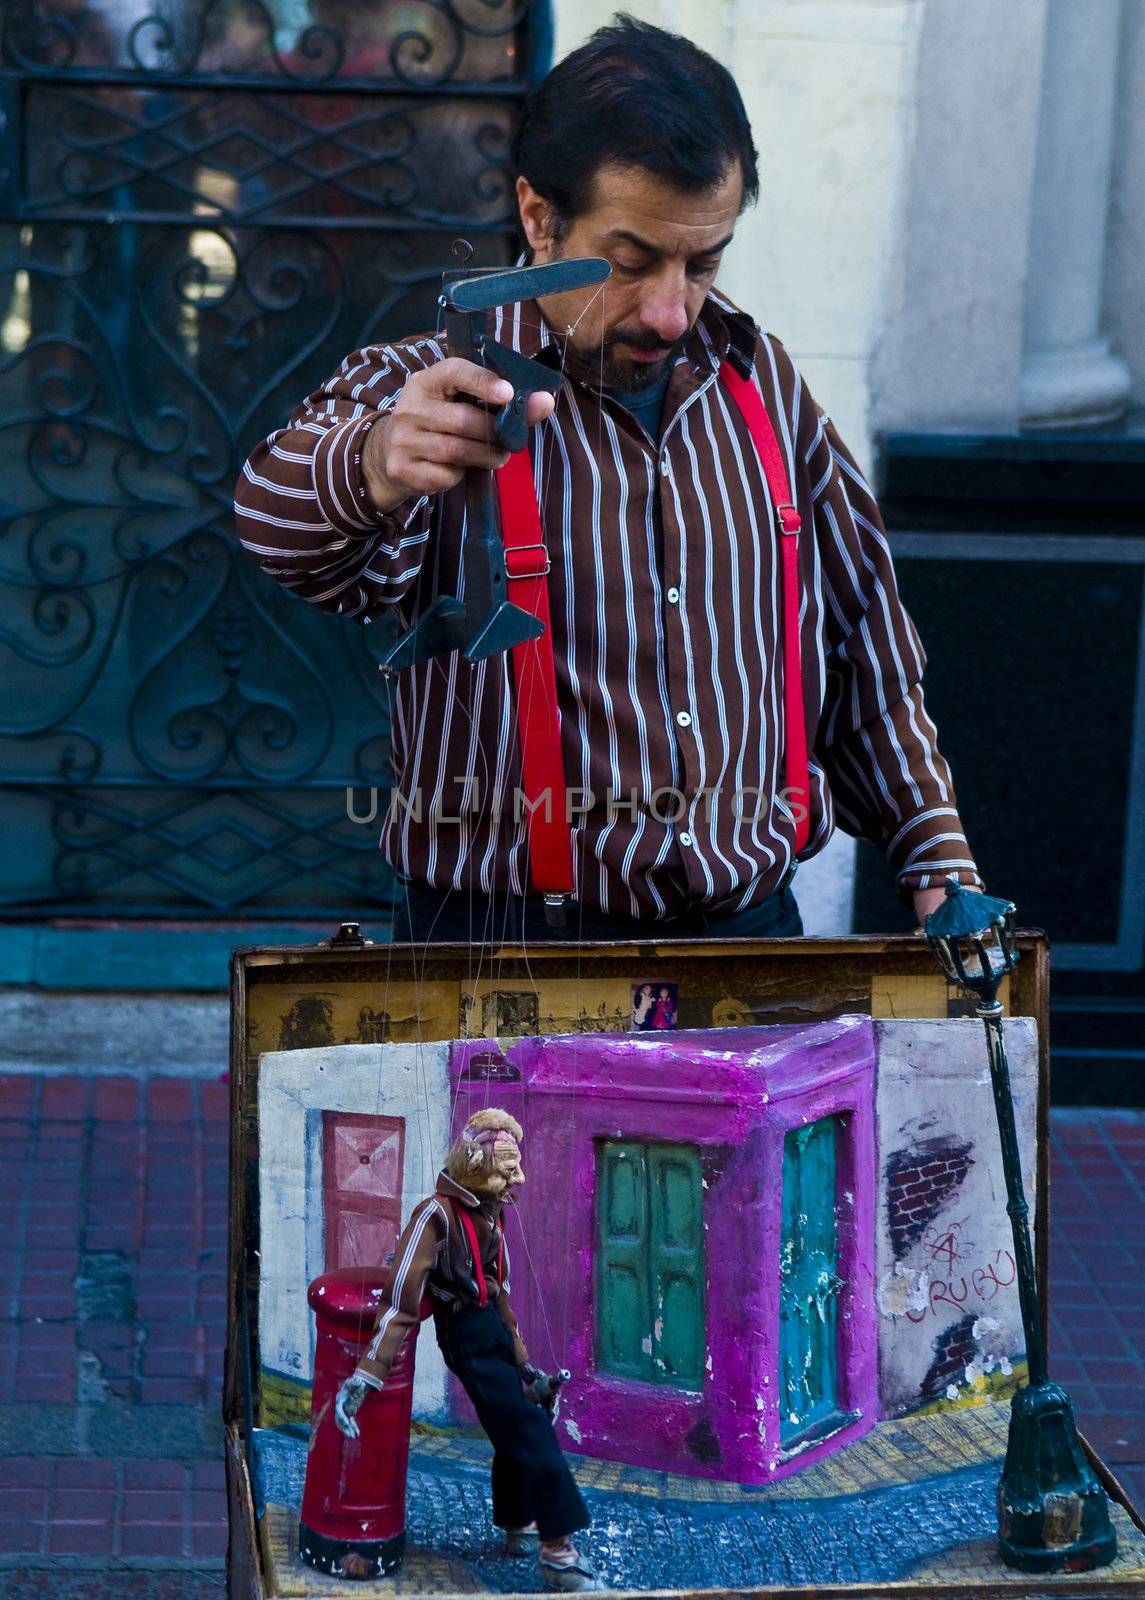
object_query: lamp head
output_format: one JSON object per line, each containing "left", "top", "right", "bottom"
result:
{"left": 924, "top": 876, "right": 1019, "bottom": 1003}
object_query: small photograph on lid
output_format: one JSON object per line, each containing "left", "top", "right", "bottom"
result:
{"left": 631, "top": 981, "right": 678, "bottom": 1032}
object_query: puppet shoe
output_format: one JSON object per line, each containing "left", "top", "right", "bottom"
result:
{"left": 540, "top": 1557, "right": 605, "bottom": 1591}
{"left": 504, "top": 1528, "right": 541, "bottom": 1557}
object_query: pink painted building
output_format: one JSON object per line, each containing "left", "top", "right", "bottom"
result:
{"left": 450, "top": 1018, "right": 878, "bottom": 1485}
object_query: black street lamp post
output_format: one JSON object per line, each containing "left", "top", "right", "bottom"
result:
{"left": 924, "top": 877, "right": 1117, "bottom": 1574}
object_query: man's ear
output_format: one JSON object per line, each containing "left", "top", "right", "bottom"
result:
{"left": 516, "top": 177, "right": 558, "bottom": 261}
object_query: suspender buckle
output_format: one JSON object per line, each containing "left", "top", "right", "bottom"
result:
{"left": 506, "top": 542, "right": 551, "bottom": 580}
{"left": 542, "top": 892, "right": 569, "bottom": 928}
{"left": 775, "top": 503, "right": 801, "bottom": 536}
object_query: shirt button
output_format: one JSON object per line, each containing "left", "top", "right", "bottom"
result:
{"left": 666, "top": 586, "right": 680, "bottom": 604}
{"left": 680, "top": 832, "right": 693, "bottom": 847}
{"left": 659, "top": 456, "right": 670, "bottom": 477}
{"left": 676, "top": 710, "right": 692, "bottom": 728}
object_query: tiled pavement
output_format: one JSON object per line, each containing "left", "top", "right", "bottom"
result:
{"left": 0, "top": 1077, "right": 1141, "bottom": 1599}
{"left": 0, "top": 1075, "right": 228, "bottom": 1598}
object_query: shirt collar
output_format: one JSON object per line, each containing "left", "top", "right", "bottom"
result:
{"left": 435, "top": 1170, "right": 506, "bottom": 1219}
{"left": 436, "top": 1170, "right": 481, "bottom": 1208}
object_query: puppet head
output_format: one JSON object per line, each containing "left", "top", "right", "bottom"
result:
{"left": 445, "top": 1108, "right": 525, "bottom": 1201}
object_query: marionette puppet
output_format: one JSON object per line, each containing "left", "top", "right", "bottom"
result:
{"left": 334, "top": 1109, "right": 599, "bottom": 1592}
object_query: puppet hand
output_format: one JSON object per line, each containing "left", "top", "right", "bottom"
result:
{"left": 335, "top": 1375, "right": 370, "bottom": 1439}
{"left": 521, "top": 1365, "right": 568, "bottom": 1411}
{"left": 519, "top": 1364, "right": 548, "bottom": 1407}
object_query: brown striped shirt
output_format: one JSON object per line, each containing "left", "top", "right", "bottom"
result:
{"left": 234, "top": 290, "right": 981, "bottom": 919}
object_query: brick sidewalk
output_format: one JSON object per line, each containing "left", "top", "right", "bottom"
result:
{"left": 0, "top": 1075, "right": 227, "bottom": 1594}
{"left": 0, "top": 1076, "right": 1141, "bottom": 1594}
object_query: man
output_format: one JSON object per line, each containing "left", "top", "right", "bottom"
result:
{"left": 235, "top": 16, "right": 982, "bottom": 944}
{"left": 335, "top": 1110, "right": 597, "bottom": 1591}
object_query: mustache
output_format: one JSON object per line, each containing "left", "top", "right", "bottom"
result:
{"left": 601, "top": 328, "right": 680, "bottom": 355}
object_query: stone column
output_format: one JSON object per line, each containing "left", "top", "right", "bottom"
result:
{"left": 1020, "top": 0, "right": 1130, "bottom": 426}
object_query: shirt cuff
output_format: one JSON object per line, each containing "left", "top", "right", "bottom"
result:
{"left": 895, "top": 864, "right": 984, "bottom": 890}
{"left": 354, "top": 1360, "right": 387, "bottom": 1391}
{"left": 312, "top": 414, "right": 426, "bottom": 539}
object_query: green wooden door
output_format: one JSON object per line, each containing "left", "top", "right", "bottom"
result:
{"left": 597, "top": 1140, "right": 704, "bottom": 1389}
{"left": 779, "top": 1117, "right": 844, "bottom": 1446}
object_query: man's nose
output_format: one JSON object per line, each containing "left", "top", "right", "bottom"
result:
{"left": 640, "top": 273, "right": 690, "bottom": 344}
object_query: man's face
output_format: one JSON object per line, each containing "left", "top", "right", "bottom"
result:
{"left": 518, "top": 161, "right": 742, "bottom": 391}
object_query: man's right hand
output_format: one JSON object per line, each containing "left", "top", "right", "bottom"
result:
{"left": 362, "top": 358, "right": 557, "bottom": 513}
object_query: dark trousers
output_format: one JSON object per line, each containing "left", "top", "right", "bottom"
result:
{"left": 397, "top": 875, "right": 803, "bottom": 945}
{"left": 435, "top": 1304, "right": 589, "bottom": 1542}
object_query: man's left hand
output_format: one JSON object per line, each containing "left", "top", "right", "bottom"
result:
{"left": 912, "top": 883, "right": 981, "bottom": 929}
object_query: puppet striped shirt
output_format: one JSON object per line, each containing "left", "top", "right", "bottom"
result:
{"left": 355, "top": 1175, "right": 527, "bottom": 1389}
{"left": 234, "top": 291, "right": 981, "bottom": 920}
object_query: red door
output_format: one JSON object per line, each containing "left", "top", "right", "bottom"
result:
{"left": 322, "top": 1113, "right": 405, "bottom": 1271}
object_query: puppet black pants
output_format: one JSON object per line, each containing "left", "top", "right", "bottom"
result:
{"left": 434, "top": 1304, "right": 589, "bottom": 1542}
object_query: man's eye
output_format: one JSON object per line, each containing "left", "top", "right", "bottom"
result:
{"left": 613, "top": 259, "right": 647, "bottom": 276}
{"left": 688, "top": 259, "right": 720, "bottom": 279}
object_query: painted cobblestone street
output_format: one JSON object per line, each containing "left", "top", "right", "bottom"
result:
{"left": 0, "top": 1077, "right": 1142, "bottom": 1597}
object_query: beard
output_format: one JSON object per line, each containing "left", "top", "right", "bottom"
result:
{"left": 565, "top": 326, "right": 688, "bottom": 392}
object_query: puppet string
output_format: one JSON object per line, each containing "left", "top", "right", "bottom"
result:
{"left": 366, "top": 276, "right": 616, "bottom": 1376}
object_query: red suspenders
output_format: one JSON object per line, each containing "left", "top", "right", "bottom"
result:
{"left": 494, "top": 452, "right": 575, "bottom": 898}
{"left": 448, "top": 1198, "right": 504, "bottom": 1308}
{"left": 717, "top": 363, "right": 811, "bottom": 857}
{"left": 492, "top": 358, "right": 811, "bottom": 902}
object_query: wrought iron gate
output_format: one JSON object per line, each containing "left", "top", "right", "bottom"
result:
{"left": 0, "top": 0, "right": 541, "bottom": 917}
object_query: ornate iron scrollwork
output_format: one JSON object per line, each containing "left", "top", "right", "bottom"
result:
{"left": 0, "top": 0, "right": 537, "bottom": 914}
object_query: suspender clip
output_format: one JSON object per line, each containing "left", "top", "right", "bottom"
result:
{"left": 542, "top": 892, "right": 569, "bottom": 928}
{"left": 506, "top": 542, "right": 551, "bottom": 580}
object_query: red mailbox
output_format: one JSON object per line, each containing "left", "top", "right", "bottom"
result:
{"left": 299, "top": 1269, "right": 418, "bottom": 1580}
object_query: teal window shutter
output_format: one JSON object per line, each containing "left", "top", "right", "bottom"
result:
{"left": 779, "top": 1116, "right": 844, "bottom": 1446}
{"left": 597, "top": 1141, "right": 650, "bottom": 1380}
{"left": 597, "top": 1140, "right": 704, "bottom": 1390}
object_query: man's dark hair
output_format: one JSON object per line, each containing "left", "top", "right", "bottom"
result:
{"left": 512, "top": 15, "right": 759, "bottom": 228}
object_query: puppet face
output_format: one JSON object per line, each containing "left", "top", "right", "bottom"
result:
{"left": 517, "top": 160, "right": 743, "bottom": 392}
{"left": 479, "top": 1131, "right": 526, "bottom": 1200}
{"left": 446, "top": 1111, "right": 526, "bottom": 1201}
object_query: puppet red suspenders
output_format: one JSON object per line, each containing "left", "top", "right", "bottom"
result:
{"left": 448, "top": 1198, "right": 504, "bottom": 1307}
{"left": 493, "top": 359, "right": 811, "bottom": 906}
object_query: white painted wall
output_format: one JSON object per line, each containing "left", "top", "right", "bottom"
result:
{"left": 258, "top": 1042, "right": 452, "bottom": 1421}
{"left": 873, "top": 1018, "right": 1038, "bottom": 1418}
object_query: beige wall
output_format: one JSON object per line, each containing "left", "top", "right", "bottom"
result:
{"left": 553, "top": 0, "right": 925, "bottom": 478}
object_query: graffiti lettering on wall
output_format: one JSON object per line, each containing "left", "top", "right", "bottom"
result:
{"left": 905, "top": 1216, "right": 1017, "bottom": 1323}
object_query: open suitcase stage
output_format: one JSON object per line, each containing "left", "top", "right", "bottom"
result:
{"left": 224, "top": 931, "right": 1145, "bottom": 1599}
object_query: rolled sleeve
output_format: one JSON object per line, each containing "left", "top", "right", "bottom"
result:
{"left": 233, "top": 337, "right": 440, "bottom": 620}
{"left": 809, "top": 412, "right": 982, "bottom": 896}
